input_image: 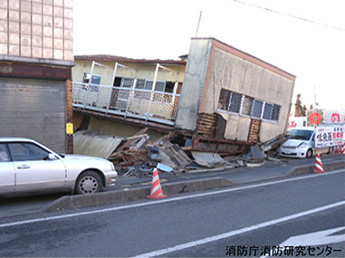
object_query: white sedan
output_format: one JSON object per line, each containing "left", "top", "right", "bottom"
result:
{"left": 0, "top": 138, "right": 117, "bottom": 197}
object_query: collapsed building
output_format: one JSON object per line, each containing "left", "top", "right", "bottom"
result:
{"left": 71, "top": 38, "right": 295, "bottom": 170}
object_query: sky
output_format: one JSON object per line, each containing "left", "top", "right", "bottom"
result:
{"left": 73, "top": 0, "right": 345, "bottom": 110}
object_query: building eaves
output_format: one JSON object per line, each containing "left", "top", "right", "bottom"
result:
{"left": 74, "top": 54, "right": 186, "bottom": 65}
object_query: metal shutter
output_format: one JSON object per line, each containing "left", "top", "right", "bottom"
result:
{"left": 0, "top": 78, "right": 66, "bottom": 153}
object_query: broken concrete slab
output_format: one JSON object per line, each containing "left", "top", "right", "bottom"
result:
{"left": 191, "top": 151, "right": 226, "bottom": 168}
{"left": 261, "top": 134, "right": 288, "bottom": 152}
{"left": 247, "top": 145, "right": 266, "bottom": 163}
{"left": 74, "top": 132, "right": 123, "bottom": 159}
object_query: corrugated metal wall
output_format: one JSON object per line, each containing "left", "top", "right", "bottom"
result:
{"left": 0, "top": 78, "right": 66, "bottom": 153}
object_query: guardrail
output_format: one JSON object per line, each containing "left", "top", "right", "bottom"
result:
{"left": 72, "top": 82, "right": 180, "bottom": 125}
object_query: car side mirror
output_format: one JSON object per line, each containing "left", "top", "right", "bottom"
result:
{"left": 48, "top": 153, "right": 57, "bottom": 160}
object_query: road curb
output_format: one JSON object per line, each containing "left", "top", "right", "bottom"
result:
{"left": 42, "top": 160, "right": 344, "bottom": 212}
{"left": 288, "top": 160, "right": 345, "bottom": 176}
{"left": 42, "top": 177, "right": 232, "bottom": 212}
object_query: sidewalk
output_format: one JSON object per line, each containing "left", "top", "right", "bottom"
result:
{"left": 43, "top": 154, "right": 345, "bottom": 212}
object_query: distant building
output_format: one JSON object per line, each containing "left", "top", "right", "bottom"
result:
{"left": 0, "top": 0, "right": 74, "bottom": 153}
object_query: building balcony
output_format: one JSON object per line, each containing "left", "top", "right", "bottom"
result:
{"left": 72, "top": 82, "right": 180, "bottom": 126}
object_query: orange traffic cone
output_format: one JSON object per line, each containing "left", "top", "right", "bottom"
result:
{"left": 341, "top": 144, "right": 345, "bottom": 155}
{"left": 146, "top": 168, "right": 168, "bottom": 199}
{"left": 314, "top": 153, "right": 324, "bottom": 173}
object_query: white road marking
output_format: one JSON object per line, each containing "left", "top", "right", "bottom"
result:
{"left": 260, "top": 226, "right": 345, "bottom": 258}
{"left": 0, "top": 169, "right": 344, "bottom": 229}
{"left": 279, "top": 226, "right": 345, "bottom": 246}
{"left": 134, "top": 201, "right": 345, "bottom": 258}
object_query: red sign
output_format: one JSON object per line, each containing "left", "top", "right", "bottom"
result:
{"left": 331, "top": 113, "right": 340, "bottom": 123}
{"left": 289, "top": 121, "right": 297, "bottom": 128}
{"left": 309, "top": 112, "right": 322, "bottom": 125}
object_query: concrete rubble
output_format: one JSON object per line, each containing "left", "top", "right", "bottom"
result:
{"left": 94, "top": 128, "right": 290, "bottom": 176}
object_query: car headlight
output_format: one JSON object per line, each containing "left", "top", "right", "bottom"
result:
{"left": 297, "top": 142, "right": 307, "bottom": 148}
{"left": 110, "top": 163, "right": 115, "bottom": 172}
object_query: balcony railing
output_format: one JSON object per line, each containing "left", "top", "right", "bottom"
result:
{"left": 72, "top": 82, "right": 180, "bottom": 125}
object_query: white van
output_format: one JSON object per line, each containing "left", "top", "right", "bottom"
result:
{"left": 277, "top": 127, "right": 315, "bottom": 158}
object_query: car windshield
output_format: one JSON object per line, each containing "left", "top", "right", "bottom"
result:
{"left": 288, "top": 129, "right": 313, "bottom": 140}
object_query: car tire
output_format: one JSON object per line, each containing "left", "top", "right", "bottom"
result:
{"left": 306, "top": 149, "right": 313, "bottom": 158}
{"left": 75, "top": 171, "right": 102, "bottom": 194}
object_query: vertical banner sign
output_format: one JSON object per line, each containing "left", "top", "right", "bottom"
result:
{"left": 332, "top": 125, "right": 344, "bottom": 145}
{"left": 315, "top": 126, "right": 344, "bottom": 148}
{"left": 315, "top": 127, "right": 333, "bottom": 148}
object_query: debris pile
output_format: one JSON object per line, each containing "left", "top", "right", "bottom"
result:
{"left": 74, "top": 127, "right": 288, "bottom": 176}
{"left": 104, "top": 127, "right": 193, "bottom": 175}
{"left": 108, "top": 128, "right": 150, "bottom": 170}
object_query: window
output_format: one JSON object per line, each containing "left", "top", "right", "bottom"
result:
{"left": 135, "top": 79, "right": 145, "bottom": 89}
{"left": 229, "top": 92, "right": 242, "bottom": 113}
{"left": 156, "top": 81, "right": 166, "bottom": 92}
{"left": 218, "top": 89, "right": 231, "bottom": 110}
{"left": 122, "top": 78, "right": 134, "bottom": 88}
{"left": 144, "top": 80, "right": 165, "bottom": 92}
{"left": 113, "top": 77, "right": 122, "bottom": 87}
{"left": 8, "top": 143, "right": 50, "bottom": 161}
{"left": 118, "top": 78, "right": 133, "bottom": 100}
{"left": 271, "top": 105, "right": 281, "bottom": 121}
{"left": 0, "top": 144, "right": 10, "bottom": 162}
{"left": 263, "top": 103, "right": 281, "bottom": 121}
{"left": 134, "top": 80, "right": 170, "bottom": 101}
{"left": 135, "top": 79, "right": 151, "bottom": 100}
{"left": 218, "top": 90, "right": 242, "bottom": 114}
{"left": 90, "top": 75, "right": 101, "bottom": 85}
{"left": 165, "top": 82, "right": 175, "bottom": 93}
{"left": 263, "top": 103, "right": 274, "bottom": 120}
{"left": 217, "top": 88, "right": 280, "bottom": 122}
{"left": 82, "top": 73, "right": 101, "bottom": 92}
{"left": 288, "top": 129, "right": 313, "bottom": 141}
{"left": 252, "top": 100, "right": 263, "bottom": 118}
{"left": 242, "top": 96, "right": 254, "bottom": 116}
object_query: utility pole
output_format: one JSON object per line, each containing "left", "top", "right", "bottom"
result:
{"left": 195, "top": 11, "right": 202, "bottom": 37}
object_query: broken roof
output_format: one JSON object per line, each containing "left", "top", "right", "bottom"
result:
{"left": 74, "top": 54, "right": 186, "bottom": 65}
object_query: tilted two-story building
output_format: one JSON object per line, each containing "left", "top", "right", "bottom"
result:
{"left": 176, "top": 38, "right": 295, "bottom": 150}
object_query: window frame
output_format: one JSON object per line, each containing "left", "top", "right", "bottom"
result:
{"left": 263, "top": 103, "right": 274, "bottom": 120}
{"left": 241, "top": 96, "right": 254, "bottom": 116}
{"left": 0, "top": 143, "right": 11, "bottom": 162}
{"left": 8, "top": 142, "right": 50, "bottom": 162}
{"left": 228, "top": 92, "right": 242, "bottom": 114}
{"left": 82, "top": 73, "right": 102, "bottom": 92}
{"left": 217, "top": 88, "right": 281, "bottom": 123}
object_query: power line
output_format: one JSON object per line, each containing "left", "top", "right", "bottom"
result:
{"left": 234, "top": 0, "right": 345, "bottom": 31}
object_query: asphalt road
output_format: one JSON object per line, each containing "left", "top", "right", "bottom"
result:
{"left": 0, "top": 169, "right": 344, "bottom": 257}
{"left": 1, "top": 154, "right": 343, "bottom": 218}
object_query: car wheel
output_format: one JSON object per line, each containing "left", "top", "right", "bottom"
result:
{"left": 306, "top": 149, "right": 313, "bottom": 158}
{"left": 75, "top": 171, "right": 102, "bottom": 194}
